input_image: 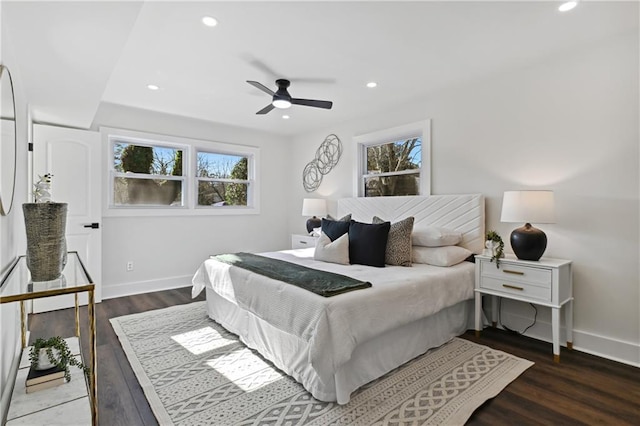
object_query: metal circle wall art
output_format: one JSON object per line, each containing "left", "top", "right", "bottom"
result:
{"left": 315, "top": 134, "right": 342, "bottom": 174}
{"left": 302, "top": 161, "right": 322, "bottom": 192}
{"left": 302, "top": 134, "right": 342, "bottom": 192}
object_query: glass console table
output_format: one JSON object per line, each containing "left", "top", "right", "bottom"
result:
{"left": 0, "top": 252, "right": 97, "bottom": 425}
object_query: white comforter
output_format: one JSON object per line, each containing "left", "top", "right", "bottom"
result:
{"left": 192, "top": 248, "right": 475, "bottom": 380}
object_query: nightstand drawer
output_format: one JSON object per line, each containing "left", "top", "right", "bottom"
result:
{"left": 479, "top": 276, "right": 552, "bottom": 302}
{"left": 291, "top": 234, "right": 318, "bottom": 249}
{"left": 480, "top": 261, "right": 552, "bottom": 286}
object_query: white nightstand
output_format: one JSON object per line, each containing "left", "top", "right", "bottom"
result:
{"left": 291, "top": 234, "right": 318, "bottom": 249}
{"left": 474, "top": 254, "right": 573, "bottom": 362}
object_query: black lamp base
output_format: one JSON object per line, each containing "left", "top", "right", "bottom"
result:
{"left": 306, "top": 216, "right": 321, "bottom": 234}
{"left": 510, "top": 223, "right": 547, "bottom": 261}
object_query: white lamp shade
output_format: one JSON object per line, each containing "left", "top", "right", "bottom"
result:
{"left": 302, "top": 198, "right": 327, "bottom": 217}
{"left": 500, "top": 191, "right": 555, "bottom": 224}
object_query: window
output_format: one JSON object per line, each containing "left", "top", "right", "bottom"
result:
{"left": 196, "top": 151, "right": 250, "bottom": 207}
{"left": 363, "top": 137, "right": 421, "bottom": 197}
{"left": 103, "top": 127, "right": 260, "bottom": 216}
{"left": 112, "top": 141, "right": 185, "bottom": 207}
{"left": 355, "top": 120, "right": 431, "bottom": 197}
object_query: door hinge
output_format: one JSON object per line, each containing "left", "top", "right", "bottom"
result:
{"left": 28, "top": 142, "right": 34, "bottom": 152}
{"left": 83, "top": 223, "right": 100, "bottom": 229}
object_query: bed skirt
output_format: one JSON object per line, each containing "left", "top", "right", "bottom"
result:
{"left": 205, "top": 287, "right": 473, "bottom": 404}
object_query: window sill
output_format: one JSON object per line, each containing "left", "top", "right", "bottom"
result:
{"left": 103, "top": 206, "right": 260, "bottom": 218}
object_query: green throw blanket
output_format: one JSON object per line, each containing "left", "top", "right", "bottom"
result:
{"left": 212, "top": 252, "right": 372, "bottom": 297}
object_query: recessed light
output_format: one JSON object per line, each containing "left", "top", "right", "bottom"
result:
{"left": 147, "top": 84, "right": 159, "bottom": 91}
{"left": 282, "top": 115, "right": 290, "bottom": 120}
{"left": 202, "top": 16, "right": 218, "bottom": 27}
{"left": 366, "top": 82, "right": 377, "bottom": 88}
{"left": 558, "top": 1, "right": 578, "bottom": 12}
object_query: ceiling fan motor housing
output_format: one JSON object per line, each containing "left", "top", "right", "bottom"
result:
{"left": 273, "top": 79, "right": 292, "bottom": 107}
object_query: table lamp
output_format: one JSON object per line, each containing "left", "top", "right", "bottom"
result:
{"left": 302, "top": 198, "right": 327, "bottom": 234}
{"left": 500, "top": 190, "right": 555, "bottom": 261}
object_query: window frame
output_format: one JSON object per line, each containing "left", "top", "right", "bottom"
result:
{"left": 101, "top": 127, "right": 260, "bottom": 217}
{"left": 354, "top": 120, "right": 431, "bottom": 197}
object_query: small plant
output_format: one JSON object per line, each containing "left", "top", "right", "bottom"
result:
{"left": 486, "top": 230, "right": 505, "bottom": 267}
{"left": 29, "top": 336, "right": 89, "bottom": 382}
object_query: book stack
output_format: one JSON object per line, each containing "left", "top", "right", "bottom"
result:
{"left": 25, "top": 365, "right": 66, "bottom": 393}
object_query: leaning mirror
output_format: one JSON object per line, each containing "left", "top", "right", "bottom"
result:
{"left": 0, "top": 64, "right": 17, "bottom": 215}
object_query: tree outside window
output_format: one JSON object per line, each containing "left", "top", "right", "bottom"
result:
{"left": 112, "top": 142, "right": 183, "bottom": 206}
{"left": 363, "top": 137, "right": 421, "bottom": 197}
{"left": 197, "top": 152, "right": 249, "bottom": 206}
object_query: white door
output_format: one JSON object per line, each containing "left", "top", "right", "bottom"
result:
{"left": 32, "top": 124, "right": 102, "bottom": 312}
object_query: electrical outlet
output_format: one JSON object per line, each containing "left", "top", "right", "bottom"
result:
{"left": 126, "top": 261, "right": 134, "bottom": 271}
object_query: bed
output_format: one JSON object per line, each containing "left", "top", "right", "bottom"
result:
{"left": 192, "top": 194, "right": 485, "bottom": 404}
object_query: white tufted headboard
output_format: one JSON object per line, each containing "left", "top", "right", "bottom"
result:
{"left": 337, "top": 194, "right": 485, "bottom": 254}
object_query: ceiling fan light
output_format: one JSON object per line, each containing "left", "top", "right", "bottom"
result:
{"left": 272, "top": 99, "right": 291, "bottom": 109}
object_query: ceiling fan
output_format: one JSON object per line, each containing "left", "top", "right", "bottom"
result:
{"left": 246, "top": 79, "right": 333, "bottom": 115}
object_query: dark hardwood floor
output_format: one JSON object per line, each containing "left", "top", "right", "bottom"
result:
{"left": 28, "top": 287, "right": 639, "bottom": 425}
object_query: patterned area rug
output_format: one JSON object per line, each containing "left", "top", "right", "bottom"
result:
{"left": 111, "top": 302, "right": 533, "bottom": 426}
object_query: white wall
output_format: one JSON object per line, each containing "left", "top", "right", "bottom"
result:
{"left": 91, "top": 104, "right": 292, "bottom": 298}
{"left": 0, "top": 21, "right": 29, "bottom": 422}
{"left": 288, "top": 32, "right": 639, "bottom": 365}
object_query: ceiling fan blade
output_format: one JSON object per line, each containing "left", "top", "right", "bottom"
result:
{"left": 291, "top": 98, "right": 333, "bottom": 109}
{"left": 256, "top": 104, "right": 275, "bottom": 115}
{"left": 247, "top": 80, "right": 274, "bottom": 96}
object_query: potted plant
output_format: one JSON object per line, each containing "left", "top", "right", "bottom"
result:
{"left": 23, "top": 174, "right": 68, "bottom": 281}
{"left": 29, "top": 336, "right": 88, "bottom": 382}
{"left": 485, "top": 230, "right": 505, "bottom": 267}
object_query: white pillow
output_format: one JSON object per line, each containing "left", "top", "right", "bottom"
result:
{"left": 412, "top": 227, "right": 462, "bottom": 247}
{"left": 412, "top": 246, "right": 472, "bottom": 267}
{"left": 314, "top": 232, "right": 350, "bottom": 265}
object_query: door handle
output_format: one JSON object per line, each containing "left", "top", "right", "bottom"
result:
{"left": 83, "top": 223, "right": 100, "bottom": 229}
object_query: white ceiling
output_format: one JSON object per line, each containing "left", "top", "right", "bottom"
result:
{"left": 2, "top": 1, "right": 637, "bottom": 137}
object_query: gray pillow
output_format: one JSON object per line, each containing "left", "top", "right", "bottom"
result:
{"left": 372, "top": 216, "right": 414, "bottom": 267}
{"left": 326, "top": 213, "right": 352, "bottom": 222}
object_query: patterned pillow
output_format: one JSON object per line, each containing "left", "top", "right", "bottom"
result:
{"left": 373, "top": 216, "right": 414, "bottom": 266}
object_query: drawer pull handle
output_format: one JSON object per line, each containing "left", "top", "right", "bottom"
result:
{"left": 503, "top": 284, "right": 524, "bottom": 291}
{"left": 503, "top": 269, "right": 524, "bottom": 276}
{"left": 299, "top": 241, "right": 308, "bottom": 244}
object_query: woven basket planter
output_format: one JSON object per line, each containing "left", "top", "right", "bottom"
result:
{"left": 23, "top": 203, "right": 68, "bottom": 282}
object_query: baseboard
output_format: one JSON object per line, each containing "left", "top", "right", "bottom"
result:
{"left": 102, "top": 275, "right": 193, "bottom": 300}
{"left": 492, "top": 307, "right": 639, "bottom": 367}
